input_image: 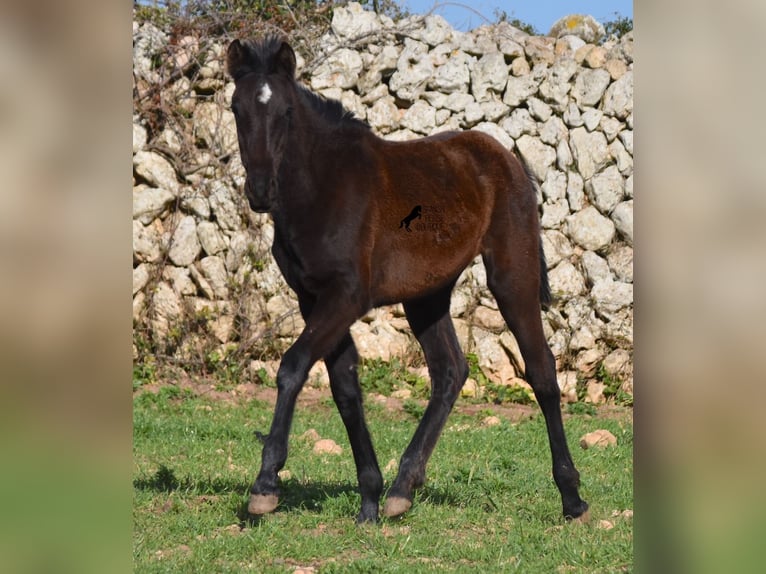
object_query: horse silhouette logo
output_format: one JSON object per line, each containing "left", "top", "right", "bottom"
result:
{"left": 399, "top": 205, "right": 422, "bottom": 232}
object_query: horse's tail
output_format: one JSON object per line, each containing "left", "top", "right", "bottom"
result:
{"left": 538, "top": 243, "right": 552, "bottom": 311}
{"left": 516, "top": 152, "right": 553, "bottom": 311}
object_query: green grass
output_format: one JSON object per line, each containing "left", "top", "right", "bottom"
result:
{"left": 133, "top": 383, "right": 633, "bottom": 573}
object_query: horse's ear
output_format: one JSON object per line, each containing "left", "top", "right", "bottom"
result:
{"left": 227, "top": 39, "right": 247, "bottom": 79}
{"left": 274, "top": 41, "right": 296, "bottom": 78}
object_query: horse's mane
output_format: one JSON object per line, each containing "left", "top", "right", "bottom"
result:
{"left": 295, "top": 84, "right": 370, "bottom": 132}
{"left": 238, "top": 35, "right": 370, "bottom": 132}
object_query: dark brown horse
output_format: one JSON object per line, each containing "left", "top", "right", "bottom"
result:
{"left": 226, "top": 35, "right": 588, "bottom": 524}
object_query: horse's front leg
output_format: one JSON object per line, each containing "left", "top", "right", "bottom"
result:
{"left": 248, "top": 287, "right": 366, "bottom": 516}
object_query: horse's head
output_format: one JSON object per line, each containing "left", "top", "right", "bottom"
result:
{"left": 226, "top": 37, "right": 297, "bottom": 213}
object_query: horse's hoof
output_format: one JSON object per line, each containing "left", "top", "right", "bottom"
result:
{"left": 382, "top": 496, "right": 412, "bottom": 518}
{"left": 248, "top": 493, "right": 279, "bottom": 515}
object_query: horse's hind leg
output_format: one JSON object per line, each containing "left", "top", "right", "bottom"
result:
{"left": 482, "top": 245, "right": 589, "bottom": 521}
{"left": 325, "top": 332, "right": 383, "bottom": 523}
{"left": 383, "top": 283, "right": 468, "bottom": 517}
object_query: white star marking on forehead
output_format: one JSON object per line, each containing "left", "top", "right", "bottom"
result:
{"left": 258, "top": 82, "right": 272, "bottom": 104}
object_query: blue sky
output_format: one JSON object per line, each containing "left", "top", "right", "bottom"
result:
{"left": 401, "top": 1, "right": 633, "bottom": 34}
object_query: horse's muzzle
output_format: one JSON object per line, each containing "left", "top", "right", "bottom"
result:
{"left": 245, "top": 176, "right": 272, "bottom": 213}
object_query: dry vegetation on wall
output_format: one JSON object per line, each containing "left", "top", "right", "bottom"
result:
{"left": 133, "top": 1, "right": 634, "bottom": 407}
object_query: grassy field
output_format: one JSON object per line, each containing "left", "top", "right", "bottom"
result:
{"left": 133, "top": 375, "right": 633, "bottom": 573}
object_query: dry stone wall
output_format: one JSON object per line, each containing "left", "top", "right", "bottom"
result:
{"left": 133, "top": 4, "right": 633, "bottom": 401}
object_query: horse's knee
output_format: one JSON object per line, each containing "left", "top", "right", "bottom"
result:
{"left": 331, "top": 384, "right": 363, "bottom": 420}
{"left": 431, "top": 355, "right": 469, "bottom": 403}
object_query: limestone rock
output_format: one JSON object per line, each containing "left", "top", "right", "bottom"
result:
{"left": 390, "top": 39, "right": 433, "bottom": 101}
{"left": 163, "top": 266, "right": 196, "bottom": 297}
{"left": 400, "top": 100, "right": 436, "bottom": 134}
{"left": 515, "top": 135, "right": 556, "bottom": 183}
{"left": 192, "top": 102, "right": 237, "bottom": 157}
{"left": 428, "top": 50, "right": 472, "bottom": 94}
{"left": 473, "top": 327, "right": 515, "bottom": 385}
{"left": 482, "top": 415, "right": 502, "bottom": 427}
{"left": 133, "top": 151, "right": 180, "bottom": 192}
{"left": 133, "top": 187, "right": 175, "bottom": 224}
{"left": 571, "top": 68, "right": 611, "bottom": 107}
{"left": 540, "top": 116, "right": 568, "bottom": 146}
{"left": 567, "top": 171, "right": 586, "bottom": 211}
{"left": 132, "top": 220, "right": 162, "bottom": 264}
{"left": 168, "top": 215, "right": 201, "bottom": 267}
{"left": 566, "top": 206, "right": 616, "bottom": 251}
{"left": 549, "top": 15, "right": 605, "bottom": 44}
{"left": 586, "top": 380, "right": 606, "bottom": 404}
{"left": 367, "top": 96, "right": 400, "bottom": 133}
{"left": 358, "top": 46, "right": 399, "bottom": 93}
{"left": 197, "top": 221, "right": 227, "bottom": 256}
{"left": 582, "top": 108, "right": 603, "bottom": 132}
{"left": 586, "top": 165, "right": 624, "bottom": 214}
{"left": 313, "top": 439, "right": 342, "bottom": 455}
{"left": 584, "top": 46, "right": 607, "bottom": 69}
{"left": 539, "top": 57, "right": 578, "bottom": 111}
{"left": 501, "top": 108, "right": 537, "bottom": 139}
{"left": 581, "top": 251, "right": 612, "bottom": 285}
{"left": 331, "top": 2, "right": 382, "bottom": 39}
{"left": 603, "top": 348, "right": 631, "bottom": 378}
{"left": 471, "top": 52, "right": 508, "bottom": 102}
{"left": 541, "top": 170, "right": 567, "bottom": 202}
{"left": 542, "top": 230, "right": 574, "bottom": 268}
{"left": 473, "top": 306, "right": 505, "bottom": 333}
{"left": 133, "top": 122, "right": 147, "bottom": 153}
{"left": 569, "top": 127, "right": 610, "bottom": 180}
{"left": 150, "top": 281, "right": 182, "bottom": 336}
{"left": 607, "top": 245, "right": 633, "bottom": 283}
{"left": 548, "top": 261, "right": 586, "bottom": 299}
{"left": 411, "top": 14, "right": 453, "bottom": 47}
{"left": 198, "top": 256, "right": 229, "bottom": 299}
{"left": 311, "top": 49, "right": 364, "bottom": 90}
{"left": 133, "top": 264, "right": 150, "bottom": 296}
{"left": 580, "top": 429, "right": 617, "bottom": 449}
{"left": 611, "top": 200, "right": 634, "bottom": 245}
{"left": 591, "top": 280, "right": 633, "bottom": 313}
{"left": 527, "top": 96, "right": 553, "bottom": 122}
{"left": 208, "top": 182, "right": 242, "bottom": 232}
{"left": 603, "top": 71, "right": 633, "bottom": 119}
{"left": 503, "top": 73, "right": 540, "bottom": 107}
{"left": 540, "top": 199, "right": 570, "bottom": 229}
{"left": 524, "top": 36, "right": 555, "bottom": 66}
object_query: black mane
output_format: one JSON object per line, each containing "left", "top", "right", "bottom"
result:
{"left": 296, "top": 84, "right": 370, "bottom": 132}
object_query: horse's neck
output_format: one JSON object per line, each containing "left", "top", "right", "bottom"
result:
{"left": 279, "top": 107, "right": 342, "bottom": 199}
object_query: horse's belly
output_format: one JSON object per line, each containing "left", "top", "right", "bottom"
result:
{"left": 371, "top": 238, "right": 477, "bottom": 304}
